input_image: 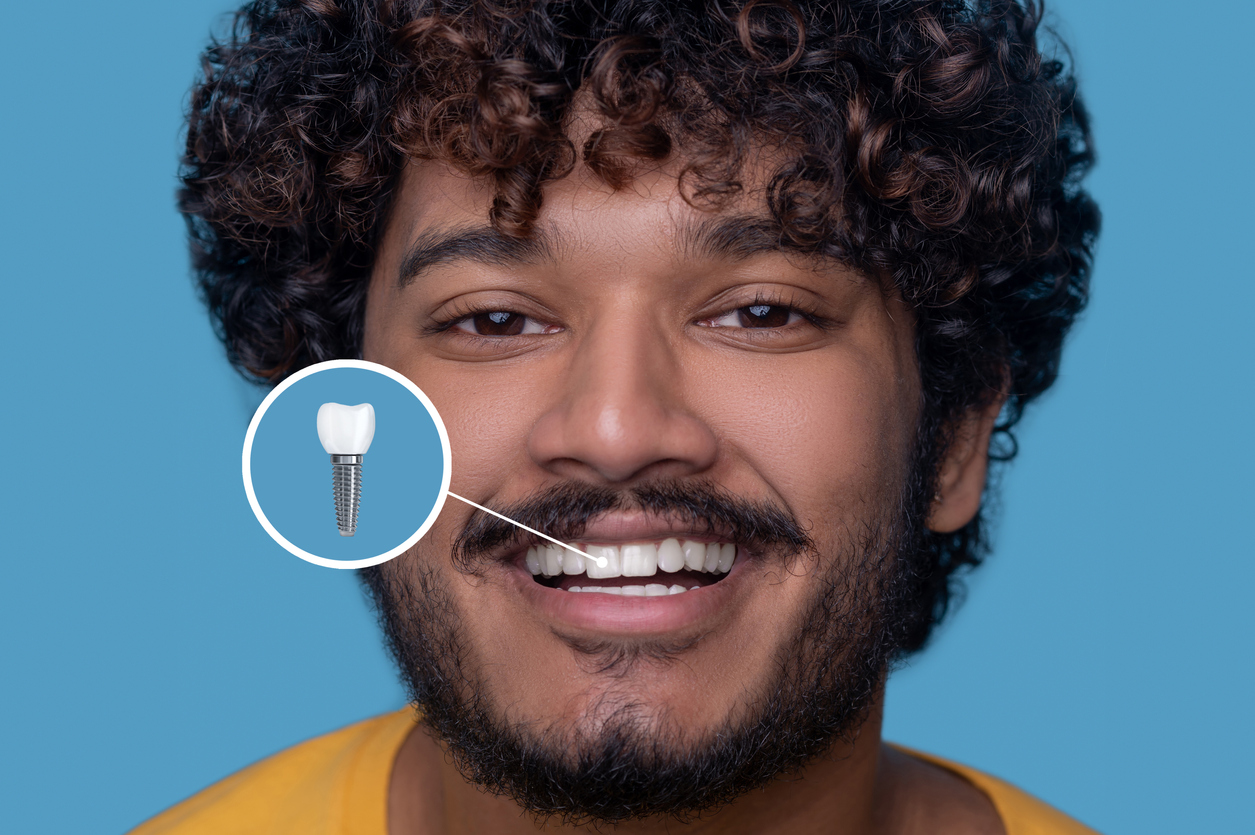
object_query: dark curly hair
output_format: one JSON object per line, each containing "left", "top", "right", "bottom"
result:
{"left": 181, "top": 0, "right": 1099, "bottom": 653}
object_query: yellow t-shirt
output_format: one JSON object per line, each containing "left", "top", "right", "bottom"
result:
{"left": 130, "top": 710, "right": 1099, "bottom": 834}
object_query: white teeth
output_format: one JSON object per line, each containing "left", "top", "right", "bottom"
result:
{"left": 528, "top": 539, "right": 738, "bottom": 580}
{"left": 543, "top": 544, "right": 563, "bottom": 577}
{"left": 657, "top": 538, "right": 685, "bottom": 573}
{"left": 702, "top": 543, "right": 721, "bottom": 573}
{"left": 316, "top": 402, "right": 375, "bottom": 455}
{"left": 566, "top": 584, "right": 690, "bottom": 596}
{"left": 562, "top": 547, "right": 586, "bottom": 575}
{"left": 682, "top": 540, "right": 706, "bottom": 571}
{"left": 621, "top": 543, "right": 658, "bottom": 577}
{"left": 584, "top": 545, "right": 621, "bottom": 579}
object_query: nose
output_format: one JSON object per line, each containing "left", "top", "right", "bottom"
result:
{"left": 527, "top": 317, "right": 718, "bottom": 484}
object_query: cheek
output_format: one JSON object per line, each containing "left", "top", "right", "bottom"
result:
{"left": 438, "top": 382, "right": 542, "bottom": 496}
{"left": 702, "top": 347, "right": 916, "bottom": 513}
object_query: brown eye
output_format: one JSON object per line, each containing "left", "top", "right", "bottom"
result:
{"left": 450, "top": 309, "right": 556, "bottom": 337}
{"left": 737, "top": 304, "right": 793, "bottom": 328}
{"left": 703, "top": 302, "right": 806, "bottom": 330}
{"left": 470, "top": 311, "right": 525, "bottom": 335}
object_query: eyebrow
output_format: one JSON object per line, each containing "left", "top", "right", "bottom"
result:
{"left": 396, "top": 212, "right": 836, "bottom": 288}
{"left": 681, "top": 213, "right": 858, "bottom": 278}
{"left": 679, "top": 213, "right": 796, "bottom": 262}
{"left": 397, "top": 225, "right": 554, "bottom": 288}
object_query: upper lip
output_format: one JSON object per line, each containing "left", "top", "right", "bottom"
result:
{"left": 490, "top": 511, "right": 739, "bottom": 559}
{"left": 564, "top": 511, "right": 736, "bottom": 543}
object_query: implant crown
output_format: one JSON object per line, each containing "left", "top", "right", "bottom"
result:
{"left": 318, "top": 402, "right": 375, "bottom": 537}
{"left": 317, "top": 403, "right": 375, "bottom": 455}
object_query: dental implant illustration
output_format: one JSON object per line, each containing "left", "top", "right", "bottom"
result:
{"left": 317, "top": 402, "right": 375, "bottom": 537}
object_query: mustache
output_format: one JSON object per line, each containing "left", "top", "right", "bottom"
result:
{"left": 451, "top": 480, "right": 815, "bottom": 571}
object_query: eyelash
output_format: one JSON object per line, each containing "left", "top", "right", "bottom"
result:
{"left": 424, "top": 302, "right": 537, "bottom": 336}
{"left": 426, "top": 292, "right": 832, "bottom": 338}
{"left": 702, "top": 291, "right": 832, "bottom": 331}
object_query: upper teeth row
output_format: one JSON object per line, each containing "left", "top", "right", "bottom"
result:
{"left": 526, "top": 538, "right": 737, "bottom": 579}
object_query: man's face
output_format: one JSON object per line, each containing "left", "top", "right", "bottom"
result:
{"left": 361, "top": 159, "right": 923, "bottom": 817}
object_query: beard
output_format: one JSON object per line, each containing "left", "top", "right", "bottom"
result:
{"left": 359, "top": 453, "right": 935, "bottom": 826}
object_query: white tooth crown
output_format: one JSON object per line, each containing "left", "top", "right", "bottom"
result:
{"left": 682, "top": 541, "right": 706, "bottom": 571}
{"left": 526, "top": 540, "right": 738, "bottom": 581}
{"left": 657, "top": 538, "right": 684, "bottom": 573}
{"left": 702, "top": 544, "right": 721, "bottom": 573}
{"left": 585, "top": 545, "right": 622, "bottom": 579}
{"left": 542, "top": 545, "right": 563, "bottom": 577}
{"left": 317, "top": 403, "right": 376, "bottom": 455}
{"left": 562, "top": 549, "right": 586, "bottom": 575}
{"left": 621, "top": 543, "right": 657, "bottom": 576}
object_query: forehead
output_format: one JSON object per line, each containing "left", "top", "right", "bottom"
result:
{"left": 375, "top": 158, "right": 861, "bottom": 285}
{"left": 391, "top": 159, "right": 683, "bottom": 247}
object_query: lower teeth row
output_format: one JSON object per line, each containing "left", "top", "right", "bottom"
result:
{"left": 568, "top": 584, "right": 696, "bottom": 596}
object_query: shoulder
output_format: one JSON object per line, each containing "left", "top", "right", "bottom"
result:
{"left": 893, "top": 745, "right": 1101, "bottom": 835}
{"left": 128, "top": 709, "right": 417, "bottom": 835}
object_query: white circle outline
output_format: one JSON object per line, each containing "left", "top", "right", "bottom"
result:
{"left": 242, "top": 360, "right": 452, "bottom": 569}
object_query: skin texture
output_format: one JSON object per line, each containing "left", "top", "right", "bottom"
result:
{"left": 362, "top": 159, "right": 1003, "bottom": 834}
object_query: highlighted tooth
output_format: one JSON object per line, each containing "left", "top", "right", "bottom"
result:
{"left": 585, "top": 545, "right": 621, "bottom": 578}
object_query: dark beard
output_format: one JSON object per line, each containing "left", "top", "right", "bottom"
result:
{"left": 359, "top": 470, "right": 933, "bottom": 826}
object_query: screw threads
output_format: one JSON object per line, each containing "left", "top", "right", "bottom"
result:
{"left": 330, "top": 455, "right": 363, "bottom": 536}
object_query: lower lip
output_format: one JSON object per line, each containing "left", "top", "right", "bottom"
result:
{"left": 508, "top": 563, "right": 744, "bottom": 634}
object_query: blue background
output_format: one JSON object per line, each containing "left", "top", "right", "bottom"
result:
{"left": 249, "top": 366, "right": 446, "bottom": 562}
{"left": 1, "top": 2, "right": 1250, "bottom": 833}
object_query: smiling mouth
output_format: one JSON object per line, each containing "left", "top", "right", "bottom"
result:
{"left": 526, "top": 538, "right": 737, "bottom": 597}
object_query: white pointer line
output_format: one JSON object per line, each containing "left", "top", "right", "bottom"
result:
{"left": 447, "top": 491, "right": 608, "bottom": 568}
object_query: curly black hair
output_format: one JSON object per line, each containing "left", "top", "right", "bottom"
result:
{"left": 181, "top": 0, "right": 1099, "bottom": 654}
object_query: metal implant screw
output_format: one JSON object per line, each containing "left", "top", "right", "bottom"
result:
{"left": 331, "top": 454, "right": 363, "bottom": 536}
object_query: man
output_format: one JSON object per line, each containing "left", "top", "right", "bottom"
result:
{"left": 138, "top": 0, "right": 1100, "bottom": 832}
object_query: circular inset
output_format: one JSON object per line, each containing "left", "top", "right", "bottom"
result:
{"left": 242, "top": 360, "right": 451, "bottom": 568}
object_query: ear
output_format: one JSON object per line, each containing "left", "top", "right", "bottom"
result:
{"left": 927, "top": 397, "right": 1005, "bottom": 534}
